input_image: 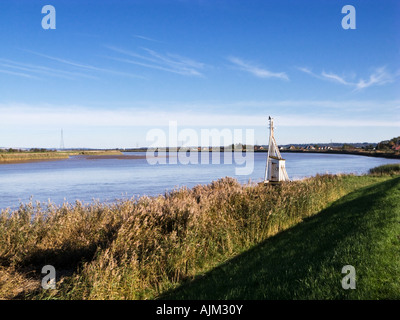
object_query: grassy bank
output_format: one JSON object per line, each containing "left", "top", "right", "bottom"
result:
{"left": 369, "top": 163, "right": 400, "bottom": 175}
{"left": 0, "top": 152, "right": 69, "bottom": 163}
{"left": 0, "top": 166, "right": 398, "bottom": 300}
{"left": 164, "top": 175, "right": 400, "bottom": 299}
{"left": 0, "top": 150, "right": 123, "bottom": 163}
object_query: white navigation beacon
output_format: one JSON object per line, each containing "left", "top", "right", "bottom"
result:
{"left": 263, "top": 116, "right": 290, "bottom": 185}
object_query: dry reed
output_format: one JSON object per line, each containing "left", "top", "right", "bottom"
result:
{"left": 0, "top": 173, "right": 382, "bottom": 299}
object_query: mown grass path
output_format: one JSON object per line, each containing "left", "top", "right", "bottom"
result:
{"left": 163, "top": 177, "right": 400, "bottom": 299}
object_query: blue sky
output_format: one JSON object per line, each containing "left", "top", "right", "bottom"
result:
{"left": 0, "top": 0, "right": 399, "bottom": 148}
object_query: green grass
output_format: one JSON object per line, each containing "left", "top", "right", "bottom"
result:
{"left": 162, "top": 176, "right": 400, "bottom": 300}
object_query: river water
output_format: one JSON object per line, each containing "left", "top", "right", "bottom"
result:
{"left": 0, "top": 152, "right": 399, "bottom": 210}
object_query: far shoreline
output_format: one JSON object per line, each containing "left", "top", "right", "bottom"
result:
{"left": 0, "top": 148, "right": 399, "bottom": 165}
{"left": 277, "top": 148, "right": 400, "bottom": 160}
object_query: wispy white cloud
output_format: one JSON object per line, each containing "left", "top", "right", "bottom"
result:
{"left": 298, "top": 66, "right": 395, "bottom": 90}
{"left": 320, "top": 71, "right": 352, "bottom": 86}
{"left": 0, "top": 68, "right": 40, "bottom": 79}
{"left": 24, "top": 50, "right": 143, "bottom": 79}
{"left": 1, "top": 100, "right": 398, "bottom": 128}
{"left": 105, "top": 46, "right": 205, "bottom": 77}
{"left": 143, "top": 48, "right": 205, "bottom": 71}
{"left": 353, "top": 67, "right": 394, "bottom": 90}
{"left": 0, "top": 58, "right": 99, "bottom": 80}
{"left": 227, "top": 56, "right": 289, "bottom": 80}
{"left": 133, "top": 34, "right": 163, "bottom": 43}
{"left": 195, "top": 99, "right": 400, "bottom": 112}
{"left": 1, "top": 103, "right": 398, "bottom": 149}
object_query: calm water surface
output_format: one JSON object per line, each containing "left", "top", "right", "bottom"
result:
{"left": 0, "top": 152, "right": 399, "bottom": 210}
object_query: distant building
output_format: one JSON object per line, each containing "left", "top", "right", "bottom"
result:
{"left": 319, "top": 146, "right": 331, "bottom": 150}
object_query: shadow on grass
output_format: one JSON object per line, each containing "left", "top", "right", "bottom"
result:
{"left": 160, "top": 177, "right": 400, "bottom": 300}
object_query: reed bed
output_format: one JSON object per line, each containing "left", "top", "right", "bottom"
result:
{"left": 0, "top": 172, "right": 389, "bottom": 300}
{"left": 369, "top": 163, "right": 400, "bottom": 175}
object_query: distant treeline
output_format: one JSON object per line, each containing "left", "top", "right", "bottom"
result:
{"left": 376, "top": 136, "right": 400, "bottom": 151}
{"left": 2, "top": 136, "right": 398, "bottom": 154}
{"left": 280, "top": 148, "right": 400, "bottom": 159}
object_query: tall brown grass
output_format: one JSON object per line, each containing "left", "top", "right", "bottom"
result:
{"left": 0, "top": 173, "right": 387, "bottom": 300}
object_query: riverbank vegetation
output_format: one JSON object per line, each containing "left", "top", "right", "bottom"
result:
{"left": 0, "top": 164, "right": 399, "bottom": 300}
{"left": 164, "top": 174, "right": 400, "bottom": 299}
{"left": 0, "top": 152, "right": 69, "bottom": 163}
{"left": 280, "top": 148, "right": 400, "bottom": 159}
{"left": 0, "top": 150, "right": 123, "bottom": 163}
{"left": 369, "top": 163, "right": 400, "bottom": 175}
{"left": 278, "top": 136, "right": 400, "bottom": 159}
